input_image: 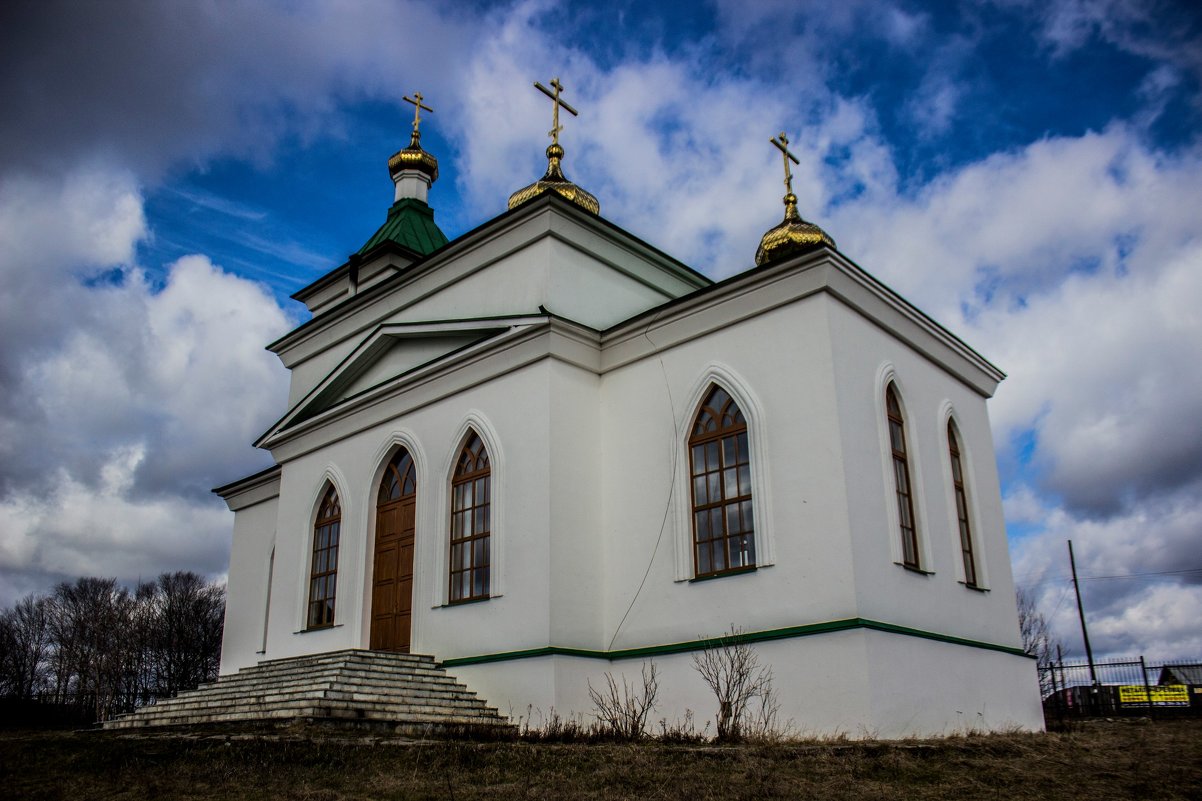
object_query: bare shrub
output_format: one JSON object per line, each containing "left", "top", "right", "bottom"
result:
{"left": 515, "top": 706, "right": 603, "bottom": 743}
{"left": 657, "top": 709, "right": 710, "bottom": 744}
{"left": 691, "top": 626, "right": 777, "bottom": 742}
{"left": 587, "top": 661, "right": 659, "bottom": 740}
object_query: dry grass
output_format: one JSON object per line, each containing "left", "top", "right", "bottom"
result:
{"left": 3, "top": 718, "right": 1200, "bottom": 800}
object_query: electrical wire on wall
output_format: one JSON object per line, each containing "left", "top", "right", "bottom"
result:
{"left": 607, "top": 311, "right": 679, "bottom": 652}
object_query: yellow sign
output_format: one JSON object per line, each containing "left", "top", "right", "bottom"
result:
{"left": 1118, "top": 685, "right": 1190, "bottom": 706}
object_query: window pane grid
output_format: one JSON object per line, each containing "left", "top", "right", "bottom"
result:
{"left": 948, "top": 425, "right": 978, "bottom": 587}
{"left": 887, "top": 386, "right": 921, "bottom": 569}
{"left": 689, "top": 387, "right": 756, "bottom": 578}
{"left": 307, "top": 486, "right": 341, "bottom": 629}
{"left": 450, "top": 433, "right": 491, "bottom": 603}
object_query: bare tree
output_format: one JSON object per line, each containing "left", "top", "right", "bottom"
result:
{"left": 588, "top": 661, "right": 659, "bottom": 739}
{"left": 691, "top": 627, "right": 776, "bottom": 741}
{"left": 147, "top": 571, "right": 225, "bottom": 696}
{"left": 0, "top": 572, "right": 226, "bottom": 722}
{"left": 46, "top": 577, "right": 134, "bottom": 720}
{"left": 1017, "top": 587, "right": 1061, "bottom": 696}
{"left": 0, "top": 594, "right": 51, "bottom": 699}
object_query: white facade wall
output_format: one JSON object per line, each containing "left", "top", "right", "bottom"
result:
{"left": 826, "top": 300, "right": 1022, "bottom": 646}
{"left": 219, "top": 491, "right": 278, "bottom": 675}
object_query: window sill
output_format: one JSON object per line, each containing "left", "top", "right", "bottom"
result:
{"left": 443, "top": 595, "right": 492, "bottom": 608}
{"left": 960, "top": 582, "right": 989, "bottom": 593}
{"left": 294, "top": 623, "right": 343, "bottom": 635}
{"left": 689, "top": 565, "right": 758, "bottom": 583}
{"left": 898, "top": 563, "right": 935, "bottom": 576}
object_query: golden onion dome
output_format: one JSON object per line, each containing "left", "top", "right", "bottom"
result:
{"left": 388, "top": 130, "right": 439, "bottom": 182}
{"left": 508, "top": 143, "right": 599, "bottom": 214}
{"left": 754, "top": 192, "right": 835, "bottom": 265}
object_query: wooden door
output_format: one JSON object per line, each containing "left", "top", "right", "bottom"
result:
{"left": 371, "top": 451, "right": 416, "bottom": 652}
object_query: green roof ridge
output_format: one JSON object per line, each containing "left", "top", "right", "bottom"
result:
{"left": 358, "top": 197, "right": 448, "bottom": 257}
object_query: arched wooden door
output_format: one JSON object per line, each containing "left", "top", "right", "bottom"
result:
{"left": 371, "top": 449, "right": 416, "bottom": 652}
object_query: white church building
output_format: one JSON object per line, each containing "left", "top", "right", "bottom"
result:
{"left": 215, "top": 86, "right": 1044, "bottom": 738}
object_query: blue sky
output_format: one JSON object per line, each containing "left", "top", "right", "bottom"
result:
{"left": 2, "top": 0, "right": 1201, "bottom": 660}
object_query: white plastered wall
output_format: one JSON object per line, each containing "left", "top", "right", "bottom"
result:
{"left": 824, "top": 299, "right": 1023, "bottom": 650}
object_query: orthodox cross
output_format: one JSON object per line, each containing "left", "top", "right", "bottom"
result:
{"left": 770, "top": 132, "right": 800, "bottom": 197}
{"left": 403, "top": 92, "right": 434, "bottom": 136}
{"left": 534, "top": 77, "right": 578, "bottom": 146}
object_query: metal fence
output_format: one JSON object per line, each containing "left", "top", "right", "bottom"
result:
{"left": 1039, "top": 658, "right": 1202, "bottom": 728}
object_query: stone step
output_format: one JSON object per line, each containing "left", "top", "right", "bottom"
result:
{"left": 136, "top": 683, "right": 497, "bottom": 712}
{"left": 108, "top": 697, "right": 503, "bottom": 727}
{"left": 107, "top": 704, "right": 509, "bottom": 730}
{"left": 110, "top": 695, "right": 504, "bottom": 723}
{"left": 208, "top": 659, "right": 450, "bottom": 687}
{"left": 174, "top": 671, "right": 475, "bottom": 703}
{"left": 103, "top": 650, "right": 511, "bottom": 734}
{"left": 164, "top": 678, "right": 483, "bottom": 707}
{"left": 243, "top": 649, "right": 437, "bottom": 673}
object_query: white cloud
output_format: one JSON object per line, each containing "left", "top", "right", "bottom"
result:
{"left": 0, "top": 169, "right": 291, "bottom": 605}
{"left": 0, "top": 446, "right": 232, "bottom": 594}
{"left": 1009, "top": 486, "right": 1202, "bottom": 659}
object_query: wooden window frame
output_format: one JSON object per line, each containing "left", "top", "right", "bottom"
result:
{"left": 688, "top": 385, "right": 756, "bottom": 579}
{"left": 307, "top": 485, "right": 341, "bottom": 629}
{"left": 947, "top": 422, "right": 979, "bottom": 588}
{"left": 449, "top": 432, "right": 491, "bottom": 603}
{"left": 886, "top": 384, "right": 921, "bottom": 570}
{"left": 379, "top": 450, "right": 417, "bottom": 505}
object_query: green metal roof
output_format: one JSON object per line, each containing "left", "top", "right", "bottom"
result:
{"left": 358, "top": 197, "right": 448, "bottom": 256}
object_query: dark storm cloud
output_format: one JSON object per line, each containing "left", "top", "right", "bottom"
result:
{"left": 0, "top": 0, "right": 474, "bottom": 179}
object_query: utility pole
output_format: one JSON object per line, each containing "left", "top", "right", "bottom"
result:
{"left": 1068, "top": 539, "right": 1097, "bottom": 684}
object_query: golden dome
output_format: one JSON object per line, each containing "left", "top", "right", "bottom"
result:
{"left": 388, "top": 130, "right": 439, "bottom": 182}
{"left": 508, "top": 144, "right": 599, "bottom": 214}
{"left": 754, "top": 193, "right": 835, "bottom": 265}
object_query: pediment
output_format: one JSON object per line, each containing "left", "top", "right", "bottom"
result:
{"left": 264, "top": 318, "right": 537, "bottom": 442}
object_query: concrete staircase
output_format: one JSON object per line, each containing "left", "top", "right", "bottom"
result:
{"left": 104, "top": 649, "right": 511, "bottom": 735}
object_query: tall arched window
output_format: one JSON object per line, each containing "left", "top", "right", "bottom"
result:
{"left": 886, "top": 384, "right": 920, "bottom": 569}
{"left": 307, "top": 485, "right": 341, "bottom": 628}
{"left": 947, "top": 422, "right": 978, "bottom": 587}
{"left": 449, "top": 431, "right": 490, "bottom": 602}
{"left": 689, "top": 385, "right": 755, "bottom": 578}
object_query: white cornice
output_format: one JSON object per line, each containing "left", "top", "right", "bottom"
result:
{"left": 212, "top": 465, "right": 282, "bottom": 511}
{"left": 602, "top": 248, "right": 1005, "bottom": 395}
{"left": 260, "top": 317, "right": 601, "bottom": 460}
{"left": 269, "top": 195, "right": 709, "bottom": 366}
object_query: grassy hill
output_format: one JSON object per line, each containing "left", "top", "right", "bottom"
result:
{"left": 3, "top": 718, "right": 1200, "bottom": 800}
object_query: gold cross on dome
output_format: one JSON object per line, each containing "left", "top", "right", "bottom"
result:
{"left": 403, "top": 92, "right": 434, "bottom": 135}
{"left": 534, "top": 77, "right": 578, "bottom": 146}
{"left": 770, "top": 132, "right": 800, "bottom": 197}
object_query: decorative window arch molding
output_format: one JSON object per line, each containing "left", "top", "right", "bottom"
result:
{"left": 673, "top": 364, "right": 775, "bottom": 581}
{"left": 298, "top": 465, "right": 351, "bottom": 632}
{"left": 354, "top": 430, "right": 430, "bottom": 648}
{"left": 873, "top": 362, "right": 933, "bottom": 571}
{"left": 432, "top": 411, "right": 505, "bottom": 606}
{"left": 938, "top": 402, "right": 990, "bottom": 589}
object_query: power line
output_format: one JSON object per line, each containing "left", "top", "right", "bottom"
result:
{"left": 1081, "top": 567, "right": 1202, "bottom": 581}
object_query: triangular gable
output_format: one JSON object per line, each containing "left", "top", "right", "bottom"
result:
{"left": 259, "top": 316, "right": 545, "bottom": 445}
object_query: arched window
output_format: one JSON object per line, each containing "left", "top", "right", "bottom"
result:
{"left": 689, "top": 385, "right": 755, "bottom": 578}
{"left": 449, "top": 431, "right": 490, "bottom": 602}
{"left": 307, "top": 485, "right": 341, "bottom": 628}
{"left": 886, "top": 384, "right": 920, "bottom": 569}
{"left": 947, "top": 422, "right": 978, "bottom": 587}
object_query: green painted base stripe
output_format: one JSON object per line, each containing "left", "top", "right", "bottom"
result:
{"left": 439, "top": 618, "right": 1029, "bottom": 668}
